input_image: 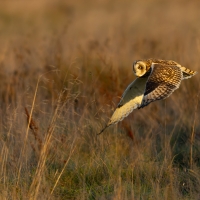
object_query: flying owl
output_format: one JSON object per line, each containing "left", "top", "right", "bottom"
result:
{"left": 98, "top": 59, "right": 197, "bottom": 134}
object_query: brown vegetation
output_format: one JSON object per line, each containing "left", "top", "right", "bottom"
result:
{"left": 0, "top": 0, "right": 200, "bottom": 199}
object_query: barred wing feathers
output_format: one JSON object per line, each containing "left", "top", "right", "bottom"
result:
{"left": 140, "top": 64, "right": 183, "bottom": 108}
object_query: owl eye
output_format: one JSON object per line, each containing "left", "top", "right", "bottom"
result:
{"left": 138, "top": 65, "right": 143, "bottom": 70}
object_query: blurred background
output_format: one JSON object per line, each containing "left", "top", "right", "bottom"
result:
{"left": 1, "top": 0, "right": 199, "bottom": 112}
{"left": 0, "top": 0, "right": 200, "bottom": 199}
{"left": 1, "top": 0, "right": 200, "bottom": 72}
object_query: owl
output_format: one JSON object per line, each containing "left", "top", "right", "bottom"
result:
{"left": 98, "top": 59, "right": 197, "bottom": 134}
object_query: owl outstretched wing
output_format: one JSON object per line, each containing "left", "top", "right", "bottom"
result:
{"left": 98, "top": 76, "right": 148, "bottom": 134}
{"left": 139, "top": 63, "right": 183, "bottom": 108}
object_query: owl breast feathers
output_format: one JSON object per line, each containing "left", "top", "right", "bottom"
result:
{"left": 98, "top": 59, "right": 197, "bottom": 135}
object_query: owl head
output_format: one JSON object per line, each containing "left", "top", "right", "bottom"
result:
{"left": 133, "top": 60, "right": 148, "bottom": 77}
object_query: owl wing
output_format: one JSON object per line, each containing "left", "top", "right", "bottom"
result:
{"left": 139, "top": 63, "right": 183, "bottom": 108}
{"left": 98, "top": 76, "right": 148, "bottom": 134}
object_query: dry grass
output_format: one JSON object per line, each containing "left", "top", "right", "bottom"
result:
{"left": 0, "top": 0, "right": 200, "bottom": 199}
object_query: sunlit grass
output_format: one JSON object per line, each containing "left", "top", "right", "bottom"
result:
{"left": 0, "top": 0, "right": 200, "bottom": 199}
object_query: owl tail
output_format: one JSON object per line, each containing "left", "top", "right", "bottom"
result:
{"left": 181, "top": 66, "right": 198, "bottom": 79}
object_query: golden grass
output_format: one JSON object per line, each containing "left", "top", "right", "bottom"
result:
{"left": 0, "top": 0, "right": 200, "bottom": 199}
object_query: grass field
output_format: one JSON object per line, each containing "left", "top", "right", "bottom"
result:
{"left": 0, "top": 0, "right": 200, "bottom": 199}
